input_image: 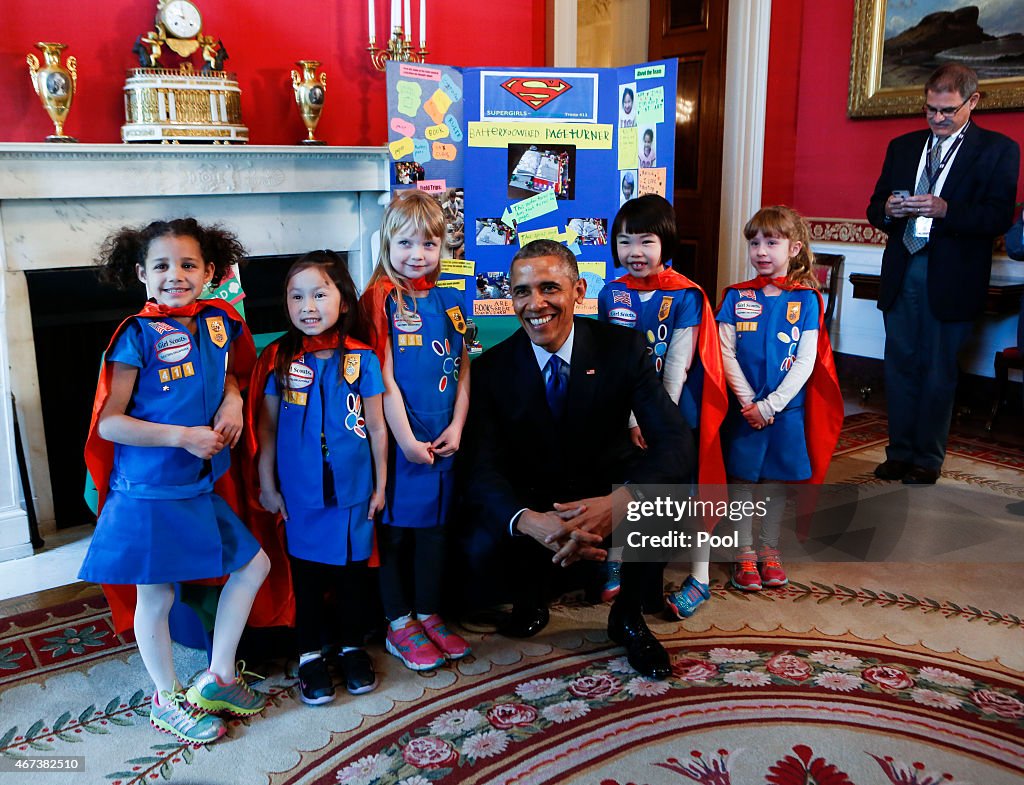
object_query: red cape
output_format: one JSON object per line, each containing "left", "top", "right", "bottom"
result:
{"left": 242, "top": 335, "right": 380, "bottom": 591}
{"left": 720, "top": 277, "right": 844, "bottom": 485}
{"left": 83, "top": 300, "right": 280, "bottom": 634}
{"left": 614, "top": 269, "right": 728, "bottom": 486}
{"left": 359, "top": 279, "right": 397, "bottom": 367}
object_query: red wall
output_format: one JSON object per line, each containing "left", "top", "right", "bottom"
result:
{"left": 763, "top": 1, "right": 1024, "bottom": 219}
{"left": 2, "top": 1, "right": 546, "bottom": 146}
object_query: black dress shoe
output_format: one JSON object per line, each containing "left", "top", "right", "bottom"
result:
{"left": 497, "top": 606, "right": 550, "bottom": 638}
{"left": 607, "top": 605, "right": 671, "bottom": 680}
{"left": 873, "top": 459, "right": 913, "bottom": 481}
{"left": 902, "top": 466, "right": 940, "bottom": 485}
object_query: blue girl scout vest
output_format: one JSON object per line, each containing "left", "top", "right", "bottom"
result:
{"left": 270, "top": 348, "right": 384, "bottom": 510}
{"left": 597, "top": 281, "right": 704, "bottom": 429}
{"left": 107, "top": 311, "right": 240, "bottom": 499}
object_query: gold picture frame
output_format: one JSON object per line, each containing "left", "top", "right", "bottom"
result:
{"left": 848, "top": 0, "right": 1024, "bottom": 118}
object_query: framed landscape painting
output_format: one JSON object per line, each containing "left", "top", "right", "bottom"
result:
{"left": 849, "top": 0, "right": 1024, "bottom": 117}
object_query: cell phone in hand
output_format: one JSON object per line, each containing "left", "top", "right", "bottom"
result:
{"left": 892, "top": 190, "right": 911, "bottom": 199}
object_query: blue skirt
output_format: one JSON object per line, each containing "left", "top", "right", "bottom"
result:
{"left": 384, "top": 457, "right": 454, "bottom": 529}
{"left": 284, "top": 499, "right": 373, "bottom": 565}
{"left": 724, "top": 406, "right": 811, "bottom": 482}
{"left": 79, "top": 491, "right": 261, "bottom": 585}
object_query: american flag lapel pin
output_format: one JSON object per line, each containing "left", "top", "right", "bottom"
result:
{"left": 586, "top": 369, "right": 596, "bottom": 375}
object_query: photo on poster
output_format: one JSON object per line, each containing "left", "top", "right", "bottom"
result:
{"left": 439, "top": 188, "right": 465, "bottom": 260}
{"left": 620, "top": 170, "right": 637, "bottom": 205}
{"left": 480, "top": 70, "right": 599, "bottom": 122}
{"left": 639, "top": 127, "right": 657, "bottom": 168}
{"left": 475, "top": 272, "right": 512, "bottom": 300}
{"left": 395, "top": 161, "right": 426, "bottom": 184}
{"left": 475, "top": 218, "right": 517, "bottom": 246}
{"left": 507, "top": 144, "right": 576, "bottom": 201}
{"left": 568, "top": 217, "right": 608, "bottom": 246}
{"left": 619, "top": 83, "right": 637, "bottom": 128}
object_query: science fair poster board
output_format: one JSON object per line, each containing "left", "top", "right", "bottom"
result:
{"left": 387, "top": 59, "right": 675, "bottom": 320}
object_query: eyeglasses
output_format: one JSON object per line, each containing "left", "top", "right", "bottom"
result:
{"left": 923, "top": 97, "right": 971, "bottom": 118}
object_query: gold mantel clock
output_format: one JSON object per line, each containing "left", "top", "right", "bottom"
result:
{"left": 122, "top": 0, "right": 248, "bottom": 144}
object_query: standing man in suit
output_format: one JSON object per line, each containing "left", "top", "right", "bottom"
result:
{"left": 867, "top": 63, "right": 1019, "bottom": 484}
{"left": 461, "top": 239, "right": 693, "bottom": 679}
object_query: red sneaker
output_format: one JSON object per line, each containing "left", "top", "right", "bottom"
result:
{"left": 758, "top": 546, "right": 789, "bottom": 588}
{"left": 385, "top": 620, "right": 445, "bottom": 671}
{"left": 420, "top": 614, "right": 471, "bottom": 660}
{"left": 731, "top": 550, "right": 762, "bottom": 592}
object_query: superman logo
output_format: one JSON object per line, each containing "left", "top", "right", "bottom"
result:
{"left": 500, "top": 78, "right": 573, "bottom": 110}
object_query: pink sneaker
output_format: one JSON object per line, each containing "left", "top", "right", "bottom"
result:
{"left": 730, "top": 550, "right": 763, "bottom": 592}
{"left": 758, "top": 546, "right": 789, "bottom": 588}
{"left": 420, "top": 614, "right": 471, "bottom": 660}
{"left": 385, "top": 620, "right": 445, "bottom": 671}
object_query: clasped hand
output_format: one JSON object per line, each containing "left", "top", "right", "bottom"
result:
{"left": 887, "top": 193, "right": 947, "bottom": 219}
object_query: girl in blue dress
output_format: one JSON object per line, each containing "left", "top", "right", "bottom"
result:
{"left": 253, "top": 251, "right": 387, "bottom": 705}
{"left": 598, "top": 195, "right": 728, "bottom": 619}
{"left": 79, "top": 218, "right": 270, "bottom": 745}
{"left": 360, "top": 190, "right": 471, "bottom": 671}
{"left": 717, "top": 206, "right": 841, "bottom": 592}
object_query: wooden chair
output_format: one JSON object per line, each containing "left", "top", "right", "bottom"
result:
{"left": 811, "top": 252, "right": 844, "bottom": 330}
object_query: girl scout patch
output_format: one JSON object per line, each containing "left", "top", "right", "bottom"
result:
{"left": 446, "top": 306, "right": 467, "bottom": 334}
{"left": 343, "top": 353, "right": 361, "bottom": 384}
{"left": 206, "top": 315, "right": 228, "bottom": 348}
{"left": 658, "top": 296, "right": 673, "bottom": 321}
{"left": 787, "top": 302, "right": 801, "bottom": 324}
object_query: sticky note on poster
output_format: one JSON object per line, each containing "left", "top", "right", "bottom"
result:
{"left": 395, "top": 81, "right": 422, "bottom": 117}
{"left": 413, "top": 138, "right": 431, "bottom": 163}
{"left": 425, "top": 123, "right": 450, "bottom": 140}
{"left": 468, "top": 122, "right": 613, "bottom": 149}
{"left": 636, "top": 88, "right": 664, "bottom": 125}
{"left": 444, "top": 115, "right": 463, "bottom": 142}
{"left": 618, "top": 126, "right": 638, "bottom": 169}
{"left": 518, "top": 226, "right": 561, "bottom": 245}
{"left": 635, "top": 64, "right": 666, "bottom": 80}
{"left": 391, "top": 117, "right": 416, "bottom": 137}
{"left": 473, "top": 299, "right": 514, "bottom": 316}
{"left": 389, "top": 137, "right": 415, "bottom": 160}
{"left": 501, "top": 189, "right": 558, "bottom": 227}
{"left": 574, "top": 299, "right": 598, "bottom": 315}
{"left": 424, "top": 90, "right": 453, "bottom": 125}
{"left": 441, "top": 259, "right": 476, "bottom": 276}
{"left": 399, "top": 63, "right": 442, "bottom": 81}
{"left": 416, "top": 179, "right": 447, "bottom": 195}
{"left": 638, "top": 167, "right": 667, "bottom": 197}
{"left": 578, "top": 262, "right": 606, "bottom": 278}
{"left": 437, "top": 278, "right": 466, "bottom": 290}
{"left": 440, "top": 72, "right": 462, "bottom": 101}
{"left": 432, "top": 142, "right": 458, "bottom": 161}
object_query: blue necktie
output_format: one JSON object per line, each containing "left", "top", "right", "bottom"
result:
{"left": 545, "top": 355, "right": 568, "bottom": 419}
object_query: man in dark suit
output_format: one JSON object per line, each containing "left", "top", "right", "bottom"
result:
{"left": 867, "top": 63, "right": 1019, "bottom": 485}
{"left": 1006, "top": 216, "right": 1024, "bottom": 364}
{"left": 460, "top": 240, "right": 693, "bottom": 678}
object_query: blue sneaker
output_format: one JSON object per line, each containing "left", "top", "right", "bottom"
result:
{"left": 186, "top": 662, "right": 267, "bottom": 717}
{"left": 150, "top": 687, "right": 226, "bottom": 744}
{"left": 664, "top": 575, "right": 711, "bottom": 619}
{"left": 601, "top": 560, "right": 622, "bottom": 603}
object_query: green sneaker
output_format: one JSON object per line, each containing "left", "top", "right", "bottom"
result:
{"left": 185, "top": 662, "right": 267, "bottom": 717}
{"left": 150, "top": 687, "right": 226, "bottom": 744}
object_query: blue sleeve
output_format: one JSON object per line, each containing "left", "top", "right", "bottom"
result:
{"left": 106, "top": 321, "right": 145, "bottom": 368}
{"left": 672, "top": 288, "right": 703, "bottom": 330}
{"left": 597, "top": 287, "right": 611, "bottom": 322}
{"left": 264, "top": 371, "right": 279, "bottom": 396}
{"left": 799, "top": 290, "right": 821, "bottom": 333}
{"left": 358, "top": 351, "right": 385, "bottom": 398}
{"left": 717, "top": 289, "right": 738, "bottom": 325}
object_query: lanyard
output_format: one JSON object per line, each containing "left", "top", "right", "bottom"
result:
{"left": 923, "top": 123, "right": 969, "bottom": 193}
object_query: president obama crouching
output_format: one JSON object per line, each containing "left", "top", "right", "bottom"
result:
{"left": 460, "top": 239, "right": 694, "bottom": 678}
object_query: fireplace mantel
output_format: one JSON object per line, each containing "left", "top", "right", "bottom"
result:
{"left": 0, "top": 142, "right": 391, "bottom": 561}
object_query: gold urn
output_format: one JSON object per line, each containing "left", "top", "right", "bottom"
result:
{"left": 291, "top": 60, "right": 327, "bottom": 145}
{"left": 26, "top": 42, "right": 78, "bottom": 142}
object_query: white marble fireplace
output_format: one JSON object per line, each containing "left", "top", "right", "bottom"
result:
{"left": 0, "top": 143, "right": 391, "bottom": 561}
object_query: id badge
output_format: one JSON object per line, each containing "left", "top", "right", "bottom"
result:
{"left": 913, "top": 216, "right": 932, "bottom": 238}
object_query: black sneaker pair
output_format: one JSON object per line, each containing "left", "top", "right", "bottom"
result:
{"left": 297, "top": 649, "right": 377, "bottom": 706}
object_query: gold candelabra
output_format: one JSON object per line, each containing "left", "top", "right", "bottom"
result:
{"left": 368, "top": 26, "right": 428, "bottom": 71}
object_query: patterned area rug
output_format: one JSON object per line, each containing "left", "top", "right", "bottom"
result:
{"left": 1, "top": 415, "right": 1022, "bottom": 784}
